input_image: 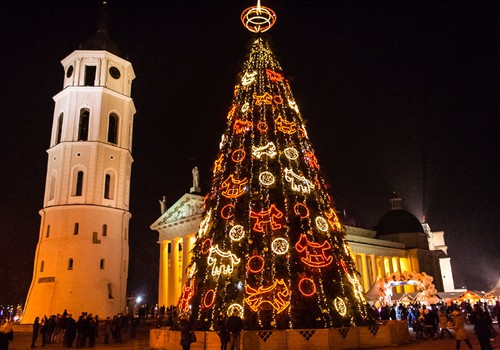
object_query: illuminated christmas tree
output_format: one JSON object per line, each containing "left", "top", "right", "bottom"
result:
{"left": 180, "top": 1, "right": 368, "bottom": 330}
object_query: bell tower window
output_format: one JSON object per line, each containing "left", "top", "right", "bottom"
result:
{"left": 78, "top": 109, "right": 90, "bottom": 141}
{"left": 107, "top": 113, "right": 118, "bottom": 144}
{"left": 75, "top": 171, "right": 84, "bottom": 196}
{"left": 56, "top": 113, "right": 64, "bottom": 144}
{"left": 104, "top": 173, "right": 115, "bottom": 200}
{"left": 84, "top": 65, "right": 96, "bottom": 86}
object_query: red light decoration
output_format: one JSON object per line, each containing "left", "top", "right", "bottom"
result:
{"left": 266, "top": 69, "right": 284, "bottom": 82}
{"left": 275, "top": 116, "right": 297, "bottom": 134}
{"left": 247, "top": 255, "right": 265, "bottom": 273}
{"left": 201, "top": 238, "right": 212, "bottom": 254}
{"left": 227, "top": 104, "right": 237, "bottom": 120}
{"left": 178, "top": 279, "right": 195, "bottom": 313}
{"left": 234, "top": 85, "right": 240, "bottom": 97}
{"left": 233, "top": 119, "right": 252, "bottom": 134}
{"left": 253, "top": 92, "right": 273, "bottom": 105}
{"left": 304, "top": 150, "right": 319, "bottom": 169}
{"left": 293, "top": 202, "right": 310, "bottom": 218}
{"left": 295, "top": 234, "right": 333, "bottom": 268}
{"left": 325, "top": 209, "right": 342, "bottom": 231}
{"left": 249, "top": 204, "right": 283, "bottom": 232}
{"left": 220, "top": 204, "right": 235, "bottom": 219}
{"left": 340, "top": 259, "right": 349, "bottom": 274}
{"left": 273, "top": 95, "right": 284, "bottom": 105}
{"left": 298, "top": 277, "right": 317, "bottom": 297}
{"left": 221, "top": 175, "right": 248, "bottom": 199}
{"left": 298, "top": 127, "right": 307, "bottom": 139}
{"left": 231, "top": 149, "right": 246, "bottom": 163}
{"left": 203, "top": 289, "right": 216, "bottom": 308}
{"left": 257, "top": 121, "right": 268, "bottom": 132}
{"left": 245, "top": 279, "right": 290, "bottom": 314}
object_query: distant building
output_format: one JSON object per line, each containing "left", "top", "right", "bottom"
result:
{"left": 22, "top": 5, "right": 135, "bottom": 322}
{"left": 151, "top": 191, "right": 459, "bottom": 307}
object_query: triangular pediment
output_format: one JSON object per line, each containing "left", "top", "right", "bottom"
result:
{"left": 150, "top": 193, "right": 204, "bottom": 230}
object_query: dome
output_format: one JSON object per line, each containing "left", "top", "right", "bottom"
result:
{"left": 80, "top": 30, "right": 121, "bottom": 57}
{"left": 376, "top": 209, "right": 424, "bottom": 236}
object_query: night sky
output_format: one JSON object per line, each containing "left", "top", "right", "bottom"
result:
{"left": 1, "top": 0, "right": 499, "bottom": 305}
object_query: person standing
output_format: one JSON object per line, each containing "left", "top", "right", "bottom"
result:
{"left": 40, "top": 317, "right": 48, "bottom": 346}
{"left": 102, "top": 317, "right": 111, "bottom": 344}
{"left": 226, "top": 309, "right": 244, "bottom": 350}
{"left": 31, "top": 317, "right": 40, "bottom": 348}
{"left": 438, "top": 308, "right": 453, "bottom": 338}
{"left": 451, "top": 310, "right": 473, "bottom": 350}
{"left": 494, "top": 301, "right": 500, "bottom": 330}
{"left": 0, "top": 320, "right": 13, "bottom": 350}
{"left": 215, "top": 312, "right": 229, "bottom": 350}
{"left": 64, "top": 314, "right": 77, "bottom": 348}
{"left": 179, "top": 314, "right": 193, "bottom": 350}
{"left": 471, "top": 304, "right": 493, "bottom": 350}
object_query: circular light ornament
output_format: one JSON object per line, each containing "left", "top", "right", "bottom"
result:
{"left": 259, "top": 171, "right": 275, "bottom": 186}
{"left": 293, "top": 203, "right": 310, "bottom": 218}
{"left": 284, "top": 147, "right": 299, "bottom": 160}
{"left": 221, "top": 204, "right": 235, "bottom": 219}
{"left": 298, "top": 277, "right": 316, "bottom": 297}
{"left": 241, "top": 102, "right": 250, "bottom": 113}
{"left": 333, "top": 297, "right": 347, "bottom": 316}
{"left": 271, "top": 238, "right": 289, "bottom": 255}
{"left": 241, "top": 0, "right": 277, "bottom": 33}
{"left": 229, "top": 225, "right": 245, "bottom": 241}
{"left": 203, "top": 289, "right": 216, "bottom": 308}
{"left": 227, "top": 303, "right": 244, "bottom": 318}
{"left": 315, "top": 217, "right": 329, "bottom": 232}
{"left": 247, "top": 255, "right": 265, "bottom": 273}
{"left": 232, "top": 149, "right": 246, "bottom": 163}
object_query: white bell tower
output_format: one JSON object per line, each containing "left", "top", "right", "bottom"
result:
{"left": 22, "top": 4, "right": 136, "bottom": 322}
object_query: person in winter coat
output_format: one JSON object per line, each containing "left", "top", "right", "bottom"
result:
{"left": 102, "top": 317, "right": 111, "bottom": 344}
{"left": 226, "top": 309, "right": 244, "bottom": 350}
{"left": 451, "top": 310, "right": 473, "bottom": 350}
{"left": 438, "top": 309, "right": 452, "bottom": 338}
{"left": 179, "top": 314, "right": 193, "bottom": 350}
{"left": 31, "top": 317, "right": 40, "bottom": 348}
{"left": 471, "top": 304, "right": 493, "bottom": 350}
{"left": 215, "top": 312, "right": 230, "bottom": 350}
{"left": 0, "top": 321, "right": 13, "bottom": 350}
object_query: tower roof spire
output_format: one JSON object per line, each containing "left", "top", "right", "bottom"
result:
{"left": 80, "top": 1, "right": 121, "bottom": 57}
{"left": 241, "top": 0, "right": 277, "bottom": 33}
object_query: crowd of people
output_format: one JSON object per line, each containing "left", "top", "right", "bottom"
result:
{"left": 368, "top": 300, "right": 499, "bottom": 350}
{"left": 29, "top": 310, "right": 140, "bottom": 348}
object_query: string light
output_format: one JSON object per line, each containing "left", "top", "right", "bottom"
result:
{"left": 233, "top": 119, "right": 252, "bottom": 134}
{"left": 333, "top": 297, "right": 347, "bottom": 316}
{"left": 275, "top": 116, "right": 297, "bottom": 134}
{"left": 249, "top": 204, "right": 283, "bottom": 232}
{"left": 315, "top": 216, "right": 329, "bottom": 232}
{"left": 220, "top": 204, "right": 235, "bottom": 219}
{"left": 271, "top": 237, "right": 289, "bottom": 255}
{"left": 203, "top": 289, "right": 216, "bottom": 308}
{"left": 298, "top": 277, "right": 316, "bottom": 297}
{"left": 253, "top": 92, "right": 273, "bottom": 105}
{"left": 199, "top": 210, "right": 212, "bottom": 236}
{"left": 241, "top": 71, "right": 257, "bottom": 85}
{"left": 229, "top": 225, "right": 245, "bottom": 242}
{"left": 247, "top": 255, "right": 265, "bottom": 273}
{"left": 284, "top": 168, "right": 314, "bottom": 193}
{"left": 284, "top": 147, "right": 299, "bottom": 160}
{"left": 207, "top": 245, "right": 241, "bottom": 276}
{"left": 293, "top": 202, "right": 310, "bottom": 218}
{"left": 259, "top": 171, "right": 275, "bottom": 186}
{"left": 295, "top": 233, "right": 333, "bottom": 268}
{"left": 252, "top": 142, "right": 277, "bottom": 159}
{"left": 245, "top": 279, "right": 290, "bottom": 313}
{"left": 221, "top": 175, "right": 248, "bottom": 198}
{"left": 231, "top": 148, "right": 246, "bottom": 163}
{"left": 266, "top": 68, "right": 284, "bottom": 82}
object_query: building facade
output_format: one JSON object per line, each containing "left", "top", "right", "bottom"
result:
{"left": 22, "top": 13, "right": 136, "bottom": 322}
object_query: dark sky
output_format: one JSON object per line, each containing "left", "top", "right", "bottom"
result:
{"left": 1, "top": 0, "right": 499, "bottom": 305}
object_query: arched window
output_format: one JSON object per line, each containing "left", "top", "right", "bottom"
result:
{"left": 107, "top": 113, "right": 118, "bottom": 144}
{"left": 78, "top": 109, "right": 89, "bottom": 141}
{"left": 108, "top": 283, "right": 113, "bottom": 299}
{"left": 49, "top": 174, "right": 56, "bottom": 201}
{"left": 74, "top": 223, "right": 79, "bottom": 235}
{"left": 40, "top": 261, "right": 45, "bottom": 272}
{"left": 56, "top": 113, "right": 63, "bottom": 144}
{"left": 100, "top": 259, "right": 105, "bottom": 270}
{"left": 75, "top": 171, "right": 84, "bottom": 196}
{"left": 104, "top": 174, "right": 111, "bottom": 199}
{"left": 68, "top": 258, "right": 74, "bottom": 270}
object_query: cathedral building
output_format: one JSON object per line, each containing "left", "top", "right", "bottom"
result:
{"left": 151, "top": 187, "right": 458, "bottom": 306}
{"left": 22, "top": 7, "right": 135, "bottom": 322}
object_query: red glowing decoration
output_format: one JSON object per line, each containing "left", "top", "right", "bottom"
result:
{"left": 304, "top": 150, "right": 319, "bottom": 169}
{"left": 295, "top": 234, "right": 333, "bottom": 268}
{"left": 293, "top": 203, "right": 310, "bottom": 218}
{"left": 221, "top": 204, "right": 235, "bottom": 220}
{"left": 178, "top": 279, "right": 195, "bottom": 313}
{"left": 275, "top": 116, "right": 297, "bottom": 134}
{"left": 298, "top": 277, "right": 317, "bottom": 297}
{"left": 221, "top": 175, "right": 248, "bottom": 199}
{"left": 203, "top": 289, "right": 216, "bottom": 308}
{"left": 227, "top": 104, "right": 237, "bottom": 120}
{"left": 273, "top": 95, "right": 284, "bottom": 105}
{"left": 247, "top": 255, "right": 265, "bottom": 273}
{"left": 234, "top": 119, "right": 252, "bottom": 134}
{"left": 266, "top": 68, "right": 284, "bottom": 82}
{"left": 250, "top": 204, "right": 283, "bottom": 232}
{"left": 245, "top": 279, "right": 290, "bottom": 314}
{"left": 213, "top": 154, "right": 224, "bottom": 174}
{"left": 257, "top": 121, "right": 268, "bottom": 132}
{"left": 232, "top": 149, "right": 246, "bottom": 163}
{"left": 325, "top": 209, "right": 342, "bottom": 231}
{"left": 253, "top": 92, "right": 273, "bottom": 105}
{"left": 201, "top": 238, "right": 212, "bottom": 254}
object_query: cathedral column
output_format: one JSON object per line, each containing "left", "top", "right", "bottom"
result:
{"left": 360, "top": 254, "right": 370, "bottom": 292}
{"left": 159, "top": 240, "right": 170, "bottom": 307}
{"left": 170, "top": 237, "right": 181, "bottom": 305}
{"left": 370, "top": 254, "right": 378, "bottom": 284}
{"left": 182, "top": 234, "right": 194, "bottom": 286}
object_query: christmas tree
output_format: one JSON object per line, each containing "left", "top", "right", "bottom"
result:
{"left": 179, "top": 1, "right": 368, "bottom": 330}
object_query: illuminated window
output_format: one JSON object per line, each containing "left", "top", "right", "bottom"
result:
{"left": 78, "top": 109, "right": 89, "bottom": 141}
{"left": 107, "top": 113, "right": 118, "bottom": 144}
{"left": 40, "top": 261, "right": 44, "bottom": 272}
{"left": 46, "top": 224, "right": 50, "bottom": 238}
{"left": 74, "top": 223, "right": 79, "bottom": 235}
{"left": 100, "top": 259, "right": 105, "bottom": 270}
{"left": 102, "top": 224, "right": 107, "bottom": 236}
{"left": 84, "top": 65, "right": 96, "bottom": 86}
{"left": 56, "top": 113, "right": 63, "bottom": 144}
{"left": 68, "top": 258, "right": 74, "bottom": 270}
{"left": 75, "top": 171, "right": 84, "bottom": 196}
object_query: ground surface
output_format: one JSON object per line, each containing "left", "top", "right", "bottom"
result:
{"left": 7, "top": 322, "right": 500, "bottom": 349}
